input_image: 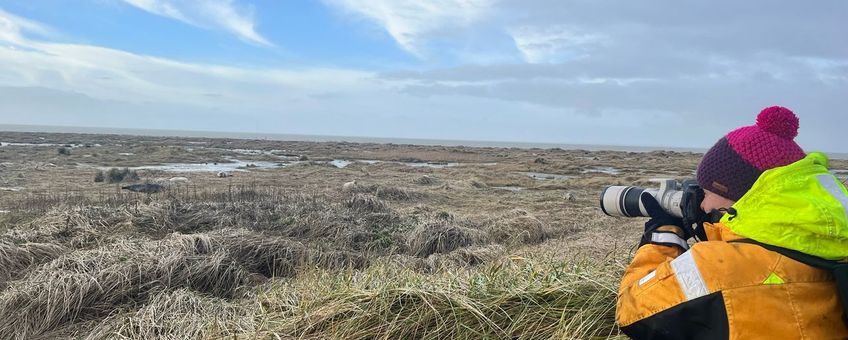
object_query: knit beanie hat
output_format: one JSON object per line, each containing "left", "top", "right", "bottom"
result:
{"left": 696, "top": 106, "right": 806, "bottom": 201}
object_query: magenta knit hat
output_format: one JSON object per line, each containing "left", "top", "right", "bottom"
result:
{"left": 696, "top": 106, "right": 806, "bottom": 201}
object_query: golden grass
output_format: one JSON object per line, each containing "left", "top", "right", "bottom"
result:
{"left": 250, "top": 256, "right": 626, "bottom": 339}
{"left": 407, "top": 218, "right": 490, "bottom": 257}
{"left": 0, "top": 184, "right": 634, "bottom": 339}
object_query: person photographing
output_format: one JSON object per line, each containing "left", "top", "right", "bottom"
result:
{"left": 613, "top": 106, "right": 848, "bottom": 339}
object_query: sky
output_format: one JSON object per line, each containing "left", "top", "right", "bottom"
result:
{"left": 0, "top": 1, "right": 845, "bottom": 152}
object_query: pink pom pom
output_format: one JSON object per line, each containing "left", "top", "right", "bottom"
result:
{"left": 756, "top": 106, "right": 799, "bottom": 139}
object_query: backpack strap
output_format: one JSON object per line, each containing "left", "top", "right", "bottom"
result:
{"left": 730, "top": 238, "right": 848, "bottom": 325}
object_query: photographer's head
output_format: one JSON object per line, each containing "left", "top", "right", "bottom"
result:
{"left": 696, "top": 106, "right": 806, "bottom": 211}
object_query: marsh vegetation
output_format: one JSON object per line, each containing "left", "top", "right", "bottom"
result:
{"left": 1, "top": 131, "right": 845, "bottom": 339}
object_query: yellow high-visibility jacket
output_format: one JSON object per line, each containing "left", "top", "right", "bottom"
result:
{"left": 616, "top": 152, "right": 848, "bottom": 339}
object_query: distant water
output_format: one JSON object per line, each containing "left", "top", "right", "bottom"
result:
{"left": 1, "top": 123, "right": 846, "bottom": 159}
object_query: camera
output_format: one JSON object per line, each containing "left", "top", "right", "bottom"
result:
{"left": 599, "top": 179, "right": 704, "bottom": 224}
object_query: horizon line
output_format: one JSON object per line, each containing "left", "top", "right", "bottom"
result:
{"left": 1, "top": 123, "right": 846, "bottom": 159}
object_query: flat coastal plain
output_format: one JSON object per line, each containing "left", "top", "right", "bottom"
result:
{"left": 0, "top": 131, "right": 845, "bottom": 339}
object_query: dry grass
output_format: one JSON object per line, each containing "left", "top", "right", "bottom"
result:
{"left": 484, "top": 209, "right": 552, "bottom": 246}
{"left": 131, "top": 201, "right": 220, "bottom": 235}
{"left": 0, "top": 227, "right": 376, "bottom": 339}
{"left": 4, "top": 206, "right": 131, "bottom": 248}
{"left": 0, "top": 241, "right": 65, "bottom": 287}
{"left": 0, "top": 182, "right": 632, "bottom": 339}
{"left": 345, "top": 194, "right": 389, "bottom": 213}
{"left": 86, "top": 288, "right": 256, "bottom": 340}
{"left": 0, "top": 131, "right": 700, "bottom": 339}
{"left": 250, "top": 256, "right": 626, "bottom": 339}
{"left": 423, "top": 244, "right": 506, "bottom": 270}
{"left": 347, "top": 183, "right": 427, "bottom": 201}
{"left": 413, "top": 175, "right": 438, "bottom": 185}
{"left": 407, "top": 217, "right": 491, "bottom": 258}
{"left": 0, "top": 237, "right": 246, "bottom": 339}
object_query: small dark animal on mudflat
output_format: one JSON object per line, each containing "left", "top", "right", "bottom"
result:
{"left": 121, "top": 183, "right": 163, "bottom": 193}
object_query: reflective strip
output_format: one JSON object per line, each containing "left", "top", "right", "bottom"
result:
{"left": 817, "top": 174, "right": 848, "bottom": 220}
{"left": 650, "top": 232, "right": 689, "bottom": 250}
{"left": 639, "top": 270, "right": 657, "bottom": 286}
{"left": 671, "top": 250, "right": 709, "bottom": 301}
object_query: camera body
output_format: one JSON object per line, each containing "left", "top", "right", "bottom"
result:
{"left": 600, "top": 179, "right": 705, "bottom": 226}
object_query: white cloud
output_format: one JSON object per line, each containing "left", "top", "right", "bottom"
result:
{"left": 0, "top": 8, "right": 55, "bottom": 44}
{"left": 122, "top": 0, "right": 271, "bottom": 46}
{"left": 0, "top": 3, "right": 845, "bottom": 152}
{"left": 0, "top": 9, "right": 667, "bottom": 147}
{"left": 321, "top": 0, "right": 495, "bottom": 57}
{"left": 509, "top": 25, "right": 607, "bottom": 64}
{"left": 0, "top": 8, "right": 371, "bottom": 111}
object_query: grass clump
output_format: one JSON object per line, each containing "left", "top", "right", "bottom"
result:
{"left": 345, "top": 194, "right": 389, "bottom": 213}
{"left": 407, "top": 218, "right": 490, "bottom": 257}
{"left": 131, "top": 201, "right": 220, "bottom": 235}
{"left": 93, "top": 171, "right": 105, "bottom": 183}
{"left": 0, "top": 229, "right": 361, "bottom": 339}
{"left": 423, "top": 244, "right": 505, "bottom": 270}
{"left": 0, "top": 236, "right": 251, "bottom": 339}
{"left": 413, "top": 175, "right": 438, "bottom": 185}
{"left": 251, "top": 257, "right": 625, "bottom": 339}
{"left": 105, "top": 167, "right": 140, "bottom": 184}
{"left": 5, "top": 206, "right": 129, "bottom": 248}
{"left": 0, "top": 241, "right": 66, "bottom": 287}
{"left": 87, "top": 288, "right": 255, "bottom": 340}
{"left": 348, "top": 183, "right": 425, "bottom": 201}
{"left": 484, "top": 209, "right": 552, "bottom": 246}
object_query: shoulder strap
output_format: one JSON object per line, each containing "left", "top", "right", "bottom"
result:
{"left": 730, "top": 238, "right": 841, "bottom": 270}
{"left": 730, "top": 238, "right": 848, "bottom": 325}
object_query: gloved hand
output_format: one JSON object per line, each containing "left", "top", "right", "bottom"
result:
{"left": 639, "top": 192, "right": 692, "bottom": 250}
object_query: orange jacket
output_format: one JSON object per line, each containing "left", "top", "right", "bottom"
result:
{"left": 616, "top": 222, "right": 847, "bottom": 339}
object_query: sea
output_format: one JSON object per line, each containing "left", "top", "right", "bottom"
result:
{"left": 1, "top": 124, "right": 846, "bottom": 159}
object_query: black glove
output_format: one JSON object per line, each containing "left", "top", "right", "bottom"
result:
{"left": 638, "top": 192, "right": 692, "bottom": 250}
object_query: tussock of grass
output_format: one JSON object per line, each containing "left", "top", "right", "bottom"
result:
{"left": 345, "top": 194, "right": 389, "bottom": 213}
{"left": 124, "top": 191, "right": 410, "bottom": 253}
{"left": 0, "top": 229, "right": 373, "bottom": 339}
{"left": 251, "top": 257, "right": 625, "bottom": 339}
{"left": 375, "top": 186, "right": 422, "bottom": 200}
{"left": 5, "top": 206, "right": 129, "bottom": 248}
{"left": 223, "top": 231, "right": 367, "bottom": 277}
{"left": 348, "top": 183, "right": 426, "bottom": 201}
{"left": 484, "top": 209, "right": 552, "bottom": 246}
{"left": 0, "top": 241, "right": 65, "bottom": 286}
{"left": 0, "top": 237, "right": 251, "bottom": 339}
{"left": 105, "top": 167, "right": 140, "bottom": 184}
{"left": 413, "top": 175, "right": 438, "bottom": 185}
{"left": 87, "top": 288, "right": 255, "bottom": 340}
{"left": 225, "top": 231, "right": 308, "bottom": 277}
{"left": 470, "top": 179, "right": 489, "bottom": 188}
{"left": 423, "top": 244, "right": 506, "bottom": 270}
{"left": 131, "top": 201, "right": 219, "bottom": 235}
{"left": 407, "top": 218, "right": 490, "bottom": 257}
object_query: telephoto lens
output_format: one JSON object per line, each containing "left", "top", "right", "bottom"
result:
{"left": 599, "top": 185, "right": 648, "bottom": 217}
{"left": 599, "top": 179, "right": 685, "bottom": 218}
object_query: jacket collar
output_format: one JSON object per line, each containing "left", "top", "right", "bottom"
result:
{"left": 719, "top": 152, "right": 848, "bottom": 260}
{"left": 702, "top": 222, "right": 744, "bottom": 242}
